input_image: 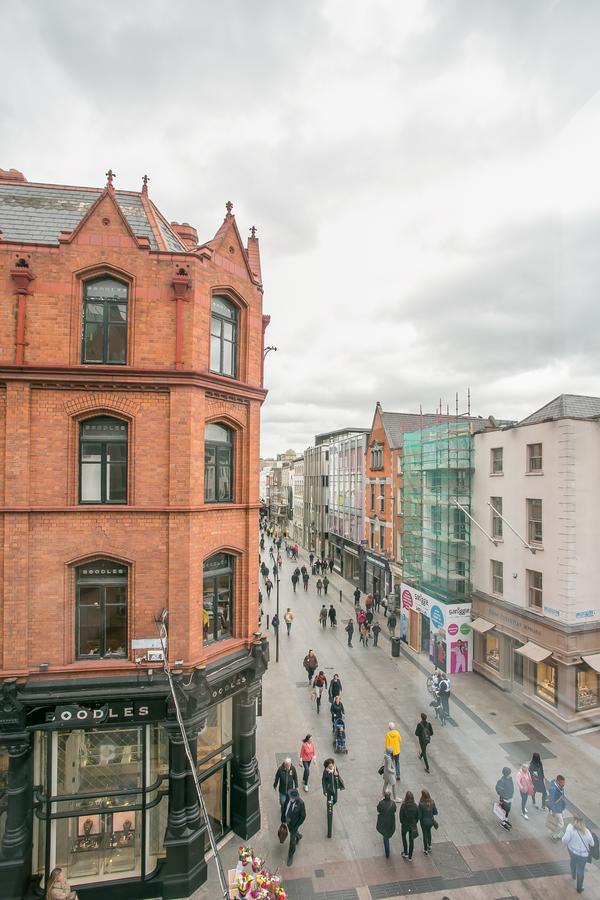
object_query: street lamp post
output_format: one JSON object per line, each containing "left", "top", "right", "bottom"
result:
{"left": 275, "top": 563, "right": 280, "bottom": 663}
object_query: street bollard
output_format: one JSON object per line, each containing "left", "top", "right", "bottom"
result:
{"left": 339, "top": 589, "right": 342, "bottom": 604}
{"left": 326, "top": 798, "right": 333, "bottom": 838}
{"left": 266, "top": 614, "right": 270, "bottom": 629}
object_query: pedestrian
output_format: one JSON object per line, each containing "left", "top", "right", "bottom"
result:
{"left": 46, "top": 867, "right": 78, "bottom": 900}
{"left": 328, "top": 604, "right": 337, "bottom": 628}
{"left": 495, "top": 766, "right": 514, "bottom": 830}
{"left": 382, "top": 595, "right": 388, "bottom": 617}
{"left": 529, "top": 752, "right": 548, "bottom": 809}
{"left": 329, "top": 557, "right": 334, "bottom": 573}
{"left": 303, "top": 650, "right": 318, "bottom": 683}
{"left": 302, "top": 572, "right": 309, "bottom": 592}
{"left": 380, "top": 748, "right": 398, "bottom": 801}
{"left": 399, "top": 791, "right": 419, "bottom": 860}
{"left": 516, "top": 763, "right": 534, "bottom": 819}
{"left": 415, "top": 712, "right": 433, "bottom": 774}
{"left": 562, "top": 815, "right": 594, "bottom": 893}
{"left": 418, "top": 789, "right": 438, "bottom": 855}
{"left": 316, "top": 578, "right": 323, "bottom": 596}
{"left": 277, "top": 553, "right": 282, "bottom": 568}
{"left": 437, "top": 674, "right": 450, "bottom": 722}
{"left": 330, "top": 694, "right": 344, "bottom": 728}
{"left": 385, "top": 722, "right": 402, "bottom": 779}
{"left": 365, "top": 593, "right": 373, "bottom": 611}
{"left": 322, "top": 757, "right": 344, "bottom": 806}
{"left": 273, "top": 758, "right": 298, "bottom": 821}
{"left": 353, "top": 587, "right": 361, "bottom": 607}
{"left": 546, "top": 774, "right": 566, "bottom": 840}
{"left": 357, "top": 609, "right": 366, "bottom": 627}
{"left": 291, "top": 572, "right": 299, "bottom": 593}
{"left": 260, "top": 535, "right": 265, "bottom": 551}
{"left": 373, "top": 590, "right": 381, "bottom": 611}
{"left": 309, "top": 552, "right": 315, "bottom": 566}
{"left": 319, "top": 605, "right": 328, "bottom": 629}
{"left": 359, "top": 623, "right": 370, "bottom": 647}
{"left": 365, "top": 609, "right": 374, "bottom": 626}
{"left": 284, "top": 608, "right": 294, "bottom": 635}
{"left": 345, "top": 619, "right": 354, "bottom": 647}
{"left": 376, "top": 790, "right": 397, "bottom": 858}
{"left": 312, "top": 670, "right": 328, "bottom": 713}
{"left": 301, "top": 564, "right": 307, "bottom": 576}
{"left": 323, "top": 575, "right": 329, "bottom": 595}
{"left": 299, "top": 734, "right": 317, "bottom": 792}
{"left": 284, "top": 788, "right": 306, "bottom": 867}
{"left": 294, "top": 543, "right": 299, "bottom": 559}
{"left": 265, "top": 577, "right": 273, "bottom": 598}
{"left": 271, "top": 612, "right": 280, "bottom": 632}
{"left": 387, "top": 613, "right": 397, "bottom": 636}
{"left": 328, "top": 674, "right": 342, "bottom": 702}
{"left": 372, "top": 622, "right": 381, "bottom": 646}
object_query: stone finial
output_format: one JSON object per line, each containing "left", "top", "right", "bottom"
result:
{"left": 106, "top": 169, "right": 116, "bottom": 190}
{"left": 250, "top": 225, "right": 257, "bottom": 238}
{"left": 142, "top": 174, "right": 149, "bottom": 195}
{"left": 225, "top": 200, "right": 233, "bottom": 215}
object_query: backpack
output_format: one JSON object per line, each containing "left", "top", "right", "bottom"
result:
{"left": 590, "top": 832, "right": 600, "bottom": 861}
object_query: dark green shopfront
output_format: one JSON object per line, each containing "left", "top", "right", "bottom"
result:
{"left": 0, "top": 639, "right": 268, "bottom": 899}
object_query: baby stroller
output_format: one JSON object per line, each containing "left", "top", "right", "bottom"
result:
{"left": 332, "top": 718, "right": 348, "bottom": 753}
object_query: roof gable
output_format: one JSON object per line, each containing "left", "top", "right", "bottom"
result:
{"left": 519, "top": 394, "right": 600, "bottom": 425}
{"left": 67, "top": 189, "right": 140, "bottom": 248}
{"left": 207, "top": 209, "right": 257, "bottom": 284}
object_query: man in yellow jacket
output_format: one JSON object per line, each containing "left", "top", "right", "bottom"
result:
{"left": 385, "top": 722, "right": 402, "bottom": 779}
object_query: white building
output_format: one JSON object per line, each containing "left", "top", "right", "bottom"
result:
{"left": 290, "top": 456, "right": 304, "bottom": 544}
{"left": 326, "top": 428, "right": 369, "bottom": 585}
{"left": 471, "top": 394, "right": 600, "bottom": 731}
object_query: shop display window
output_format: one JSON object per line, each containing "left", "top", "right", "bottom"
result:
{"left": 513, "top": 643, "right": 524, "bottom": 685}
{"left": 485, "top": 633, "right": 500, "bottom": 670}
{"left": 535, "top": 661, "right": 558, "bottom": 706}
{"left": 576, "top": 666, "right": 599, "bottom": 711}
{"left": 0, "top": 748, "right": 8, "bottom": 852}
{"left": 197, "top": 698, "right": 233, "bottom": 772}
{"left": 33, "top": 724, "right": 169, "bottom": 888}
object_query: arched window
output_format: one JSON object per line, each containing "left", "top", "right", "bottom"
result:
{"left": 210, "top": 295, "right": 238, "bottom": 377}
{"left": 79, "top": 416, "right": 128, "bottom": 504}
{"left": 82, "top": 277, "right": 128, "bottom": 364}
{"left": 204, "top": 423, "right": 233, "bottom": 502}
{"left": 76, "top": 559, "right": 128, "bottom": 658}
{"left": 203, "top": 553, "right": 234, "bottom": 644}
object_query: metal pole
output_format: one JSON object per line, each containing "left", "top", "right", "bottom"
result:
{"left": 276, "top": 566, "right": 280, "bottom": 663}
{"left": 327, "top": 798, "right": 333, "bottom": 838}
{"left": 339, "top": 588, "right": 342, "bottom": 604}
{"left": 154, "top": 611, "right": 230, "bottom": 900}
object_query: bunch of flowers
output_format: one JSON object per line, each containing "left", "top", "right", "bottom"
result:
{"left": 236, "top": 870, "right": 253, "bottom": 897}
{"left": 234, "top": 846, "right": 286, "bottom": 899}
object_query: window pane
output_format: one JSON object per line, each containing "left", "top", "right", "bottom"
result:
{"left": 108, "top": 302, "right": 127, "bottom": 323}
{"left": 107, "top": 324, "right": 127, "bottom": 363}
{"left": 210, "top": 333, "right": 221, "bottom": 371}
{"left": 221, "top": 340, "right": 233, "bottom": 376}
{"left": 212, "top": 296, "right": 236, "bottom": 319}
{"left": 216, "top": 573, "right": 232, "bottom": 640}
{"left": 86, "top": 279, "right": 128, "bottom": 301}
{"left": 222, "top": 321, "right": 234, "bottom": 342}
{"left": 84, "top": 322, "right": 104, "bottom": 362}
{"left": 81, "top": 462, "right": 102, "bottom": 502}
{"left": 78, "top": 587, "right": 102, "bottom": 656}
{"left": 205, "top": 424, "right": 230, "bottom": 444}
{"left": 85, "top": 301, "right": 104, "bottom": 322}
{"left": 81, "top": 442, "right": 102, "bottom": 462}
{"left": 105, "top": 585, "right": 127, "bottom": 656}
{"left": 204, "top": 446, "right": 216, "bottom": 501}
{"left": 217, "top": 447, "right": 232, "bottom": 500}
{"left": 107, "top": 444, "right": 127, "bottom": 502}
{"left": 203, "top": 578, "right": 215, "bottom": 643}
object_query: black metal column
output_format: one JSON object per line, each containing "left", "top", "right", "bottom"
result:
{"left": 230, "top": 687, "right": 261, "bottom": 839}
{"left": 0, "top": 735, "right": 33, "bottom": 900}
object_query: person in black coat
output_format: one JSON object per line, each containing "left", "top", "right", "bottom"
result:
{"left": 273, "top": 759, "right": 298, "bottom": 821}
{"left": 376, "top": 790, "right": 397, "bottom": 858}
{"left": 322, "top": 758, "right": 343, "bottom": 805}
{"left": 328, "top": 674, "right": 343, "bottom": 702}
{"left": 330, "top": 695, "right": 344, "bottom": 729}
{"left": 399, "top": 791, "right": 419, "bottom": 860}
{"left": 418, "top": 789, "right": 438, "bottom": 854}
{"left": 529, "top": 752, "right": 547, "bottom": 809}
{"left": 284, "top": 788, "right": 306, "bottom": 866}
{"left": 415, "top": 712, "right": 433, "bottom": 774}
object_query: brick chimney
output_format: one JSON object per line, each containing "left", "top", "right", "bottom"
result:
{"left": 0, "top": 168, "right": 27, "bottom": 183}
{"left": 170, "top": 222, "right": 198, "bottom": 249}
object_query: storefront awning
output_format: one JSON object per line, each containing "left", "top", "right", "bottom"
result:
{"left": 582, "top": 653, "right": 600, "bottom": 674}
{"left": 515, "top": 641, "right": 552, "bottom": 662}
{"left": 470, "top": 617, "right": 495, "bottom": 634}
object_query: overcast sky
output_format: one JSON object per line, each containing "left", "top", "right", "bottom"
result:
{"left": 3, "top": 0, "right": 600, "bottom": 457}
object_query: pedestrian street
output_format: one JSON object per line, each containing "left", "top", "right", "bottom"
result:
{"left": 196, "top": 543, "right": 600, "bottom": 900}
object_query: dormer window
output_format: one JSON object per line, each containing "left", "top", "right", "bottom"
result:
{"left": 82, "top": 277, "right": 128, "bottom": 364}
{"left": 210, "top": 296, "right": 238, "bottom": 378}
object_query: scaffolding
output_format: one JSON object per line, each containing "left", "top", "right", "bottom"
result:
{"left": 402, "top": 420, "right": 474, "bottom": 604}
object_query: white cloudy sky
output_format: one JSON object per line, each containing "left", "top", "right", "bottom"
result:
{"left": 2, "top": 0, "right": 600, "bottom": 456}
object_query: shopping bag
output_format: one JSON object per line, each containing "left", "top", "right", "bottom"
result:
{"left": 493, "top": 802, "right": 507, "bottom": 822}
{"left": 545, "top": 811, "right": 560, "bottom": 832}
{"left": 277, "top": 823, "right": 289, "bottom": 843}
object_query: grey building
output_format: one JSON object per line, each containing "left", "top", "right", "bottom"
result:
{"left": 303, "top": 440, "right": 331, "bottom": 555}
{"left": 326, "top": 428, "right": 370, "bottom": 585}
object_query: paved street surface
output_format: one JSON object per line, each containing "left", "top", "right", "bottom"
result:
{"left": 195, "top": 544, "right": 600, "bottom": 899}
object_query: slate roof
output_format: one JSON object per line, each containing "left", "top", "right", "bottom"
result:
{"left": 519, "top": 394, "right": 600, "bottom": 425}
{"left": 0, "top": 181, "right": 186, "bottom": 251}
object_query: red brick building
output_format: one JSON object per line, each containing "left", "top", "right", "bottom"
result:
{"left": 0, "top": 167, "right": 269, "bottom": 899}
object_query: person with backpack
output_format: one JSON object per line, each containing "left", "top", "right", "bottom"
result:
{"left": 316, "top": 578, "right": 323, "bottom": 595}
{"left": 529, "top": 752, "right": 547, "bottom": 810}
{"left": 312, "top": 670, "right": 328, "bottom": 713}
{"left": 319, "top": 605, "right": 328, "bottom": 629}
{"left": 562, "top": 816, "right": 595, "bottom": 893}
{"left": 376, "top": 790, "right": 396, "bottom": 858}
{"left": 495, "top": 767, "right": 514, "bottom": 830}
{"left": 302, "top": 571, "right": 309, "bottom": 592}
{"left": 303, "top": 650, "right": 318, "bottom": 683}
{"left": 399, "top": 791, "right": 419, "bottom": 860}
{"left": 345, "top": 619, "right": 354, "bottom": 647}
{"left": 418, "top": 789, "right": 438, "bottom": 855}
{"left": 328, "top": 604, "right": 337, "bottom": 628}
{"left": 547, "top": 774, "right": 566, "bottom": 840}
{"left": 265, "top": 577, "right": 273, "bottom": 598}
{"left": 323, "top": 575, "right": 329, "bottom": 595}
{"left": 271, "top": 612, "right": 280, "bottom": 633}
{"left": 516, "top": 763, "right": 534, "bottom": 819}
{"left": 436, "top": 675, "right": 450, "bottom": 723}
{"left": 415, "top": 712, "right": 433, "bottom": 774}
{"left": 353, "top": 587, "right": 361, "bottom": 607}
{"left": 387, "top": 613, "right": 397, "bottom": 636}
{"left": 291, "top": 572, "right": 299, "bottom": 593}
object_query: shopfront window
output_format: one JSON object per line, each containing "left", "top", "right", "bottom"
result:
{"left": 196, "top": 698, "right": 233, "bottom": 771}
{"left": 76, "top": 560, "right": 128, "bottom": 659}
{"left": 576, "top": 666, "right": 600, "bottom": 711}
{"left": 34, "top": 724, "right": 169, "bottom": 889}
{"left": 0, "top": 748, "right": 8, "bottom": 850}
{"left": 485, "top": 633, "right": 500, "bottom": 670}
{"left": 536, "top": 660, "right": 558, "bottom": 706}
{"left": 513, "top": 642, "right": 524, "bottom": 685}
{"left": 202, "top": 553, "right": 234, "bottom": 645}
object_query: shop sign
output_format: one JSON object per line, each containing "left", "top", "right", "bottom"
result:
{"left": 37, "top": 699, "right": 165, "bottom": 729}
{"left": 576, "top": 609, "right": 596, "bottom": 619}
{"left": 209, "top": 672, "right": 248, "bottom": 700}
{"left": 400, "top": 583, "right": 432, "bottom": 616}
{"left": 544, "top": 606, "right": 561, "bottom": 617}
{"left": 430, "top": 605, "right": 445, "bottom": 629}
{"left": 401, "top": 588, "right": 413, "bottom": 610}
{"left": 448, "top": 623, "right": 459, "bottom": 636}
{"left": 459, "top": 623, "right": 471, "bottom": 635}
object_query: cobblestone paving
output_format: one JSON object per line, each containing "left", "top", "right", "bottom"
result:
{"left": 194, "top": 543, "right": 600, "bottom": 899}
